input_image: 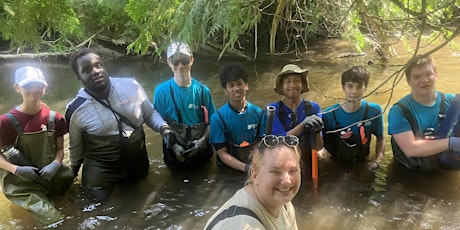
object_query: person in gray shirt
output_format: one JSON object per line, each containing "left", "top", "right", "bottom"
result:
{"left": 65, "top": 48, "right": 175, "bottom": 202}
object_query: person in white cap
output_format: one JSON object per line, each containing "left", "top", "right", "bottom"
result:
{"left": 0, "top": 66, "right": 74, "bottom": 226}
{"left": 66, "top": 48, "right": 170, "bottom": 203}
{"left": 153, "top": 41, "right": 216, "bottom": 168}
{"left": 266, "top": 64, "right": 323, "bottom": 176}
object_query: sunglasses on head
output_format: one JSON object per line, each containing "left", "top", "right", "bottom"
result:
{"left": 260, "top": 135, "right": 299, "bottom": 149}
{"left": 170, "top": 57, "right": 191, "bottom": 66}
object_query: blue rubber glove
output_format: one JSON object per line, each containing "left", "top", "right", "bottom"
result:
{"left": 39, "top": 161, "right": 61, "bottom": 181}
{"left": 303, "top": 115, "right": 324, "bottom": 132}
{"left": 15, "top": 166, "right": 39, "bottom": 181}
{"left": 449, "top": 137, "right": 460, "bottom": 152}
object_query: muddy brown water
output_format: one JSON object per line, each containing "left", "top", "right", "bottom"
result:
{"left": 1, "top": 39, "right": 460, "bottom": 229}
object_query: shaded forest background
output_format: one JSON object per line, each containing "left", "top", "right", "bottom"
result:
{"left": 0, "top": 0, "right": 459, "bottom": 62}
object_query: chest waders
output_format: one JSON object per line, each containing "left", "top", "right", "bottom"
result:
{"left": 163, "top": 82, "right": 213, "bottom": 167}
{"left": 391, "top": 93, "right": 445, "bottom": 171}
{"left": 78, "top": 92, "right": 149, "bottom": 189}
{"left": 0, "top": 111, "right": 73, "bottom": 226}
{"left": 323, "top": 103, "right": 371, "bottom": 162}
{"left": 214, "top": 108, "right": 263, "bottom": 167}
{"left": 278, "top": 101, "right": 313, "bottom": 172}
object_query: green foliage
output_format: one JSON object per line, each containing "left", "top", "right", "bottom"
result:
{"left": 0, "top": 0, "right": 81, "bottom": 52}
{"left": 0, "top": 0, "right": 459, "bottom": 61}
{"left": 71, "top": 0, "right": 134, "bottom": 44}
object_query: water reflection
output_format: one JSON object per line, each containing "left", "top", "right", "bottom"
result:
{"left": 1, "top": 39, "right": 460, "bottom": 229}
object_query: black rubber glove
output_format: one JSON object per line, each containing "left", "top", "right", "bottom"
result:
{"left": 302, "top": 114, "right": 324, "bottom": 132}
{"left": 161, "top": 126, "right": 177, "bottom": 149}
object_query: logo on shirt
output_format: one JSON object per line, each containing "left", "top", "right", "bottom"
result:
{"left": 247, "top": 123, "right": 257, "bottom": 130}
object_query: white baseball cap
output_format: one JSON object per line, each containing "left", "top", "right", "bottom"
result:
{"left": 15, "top": 66, "right": 48, "bottom": 87}
{"left": 167, "top": 42, "right": 193, "bottom": 58}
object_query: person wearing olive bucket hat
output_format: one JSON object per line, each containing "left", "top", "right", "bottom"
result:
{"left": 265, "top": 64, "right": 323, "bottom": 178}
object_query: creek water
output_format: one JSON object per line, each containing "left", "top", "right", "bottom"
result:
{"left": 1, "top": 39, "right": 460, "bottom": 229}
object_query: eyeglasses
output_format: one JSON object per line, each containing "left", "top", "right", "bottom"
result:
{"left": 288, "top": 112, "right": 297, "bottom": 128}
{"left": 171, "top": 57, "right": 190, "bottom": 66}
{"left": 261, "top": 135, "right": 299, "bottom": 148}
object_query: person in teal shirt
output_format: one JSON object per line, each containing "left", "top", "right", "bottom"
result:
{"left": 322, "top": 66, "right": 385, "bottom": 168}
{"left": 154, "top": 41, "right": 216, "bottom": 167}
{"left": 209, "top": 63, "right": 265, "bottom": 173}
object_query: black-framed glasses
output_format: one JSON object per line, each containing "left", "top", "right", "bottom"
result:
{"left": 288, "top": 112, "right": 298, "bottom": 128}
{"left": 171, "top": 57, "right": 190, "bottom": 66}
{"left": 261, "top": 135, "right": 299, "bottom": 148}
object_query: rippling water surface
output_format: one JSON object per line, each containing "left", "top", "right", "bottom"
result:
{"left": 1, "top": 39, "right": 460, "bottom": 229}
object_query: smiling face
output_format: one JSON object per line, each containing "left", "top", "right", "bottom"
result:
{"left": 224, "top": 78, "right": 248, "bottom": 103}
{"left": 76, "top": 53, "right": 110, "bottom": 93}
{"left": 281, "top": 74, "right": 303, "bottom": 100}
{"left": 167, "top": 54, "right": 194, "bottom": 77}
{"left": 252, "top": 145, "right": 301, "bottom": 214}
{"left": 15, "top": 83, "right": 46, "bottom": 104}
{"left": 407, "top": 63, "right": 438, "bottom": 97}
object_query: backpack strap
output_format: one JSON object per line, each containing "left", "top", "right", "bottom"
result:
{"left": 205, "top": 205, "right": 261, "bottom": 230}
{"left": 5, "top": 113, "right": 23, "bottom": 134}
{"left": 65, "top": 96, "right": 87, "bottom": 130}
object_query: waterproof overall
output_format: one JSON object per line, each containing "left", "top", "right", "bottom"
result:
{"left": 214, "top": 110, "right": 263, "bottom": 166}
{"left": 163, "top": 82, "right": 213, "bottom": 167}
{"left": 323, "top": 103, "right": 371, "bottom": 162}
{"left": 277, "top": 101, "right": 313, "bottom": 173}
{"left": 0, "top": 111, "right": 73, "bottom": 226}
{"left": 391, "top": 93, "right": 445, "bottom": 171}
{"left": 81, "top": 126, "right": 148, "bottom": 189}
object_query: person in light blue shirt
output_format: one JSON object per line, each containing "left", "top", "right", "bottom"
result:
{"left": 388, "top": 55, "right": 458, "bottom": 171}
{"left": 210, "top": 63, "right": 265, "bottom": 173}
{"left": 154, "top": 42, "right": 216, "bottom": 167}
{"left": 322, "top": 66, "right": 385, "bottom": 168}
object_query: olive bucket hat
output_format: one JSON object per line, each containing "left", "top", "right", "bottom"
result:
{"left": 273, "top": 64, "right": 309, "bottom": 95}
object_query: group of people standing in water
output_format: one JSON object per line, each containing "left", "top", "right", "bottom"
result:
{"left": 0, "top": 41, "right": 459, "bottom": 229}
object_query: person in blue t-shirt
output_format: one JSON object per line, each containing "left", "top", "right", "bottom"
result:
{"left": 154, "top": 42, "right": 216, "bottom": 167}
{"left": 388, "top": 55, "right": 460, "bottom": 171}
{"left": 210, "top": 63, "right": 265, "bottom": 173}
{"left": 266, "top": 64, "right": 323, "bottom": 168}
{"left": 322, "top": 66, "right": 385, "bottom": 168}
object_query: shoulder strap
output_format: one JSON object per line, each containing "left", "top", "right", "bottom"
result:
{"left": 169, "top": 81, "right": 183, "bottom": 123}
{"left": 205, "top": 205, "right": 261, "bottom": 230}
{"left": 438, "top": 93, "right": 446, "bottom": 127}
{"left": 216, "top": 109, "right": 232, "bottom": 144}
{"left": 395, "top": 102, "right": 420, "bottom": 136}
{"left": 255, "top": 108, "right": 264, "bottom": 137}
{"left": 303, "top": 100, "right": 313, "bottom": 116}
{"left": 277, "top": 101, "right": 290, "bottom": 131}
{"left": 84, "top": 89, "right": 137, "bottom": 129}
{"left": 48, "top": 110, "right": 55, "bottom": 130}
{"left": 5, "top": 112, "right": 23, "bottom": 134}
{"left": 65, "top": 96, "right": 87, "bottom": 129}
{"left": 362, "top": 102, "right": 370, "bottom": 120}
